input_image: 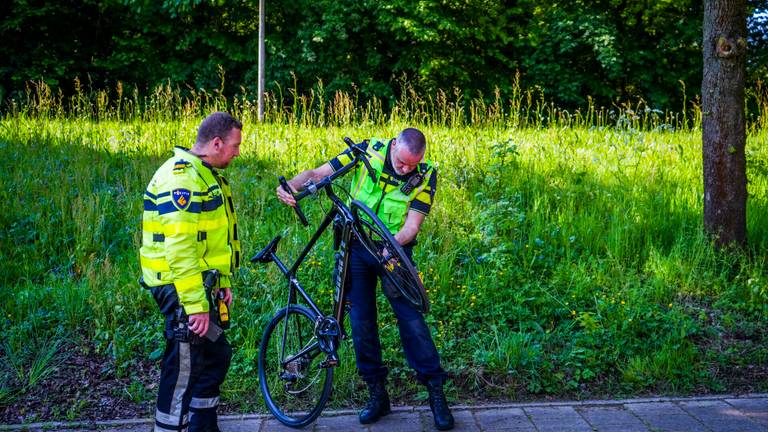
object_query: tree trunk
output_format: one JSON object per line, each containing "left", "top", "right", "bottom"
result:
{"left": 702, "top": 0, "right": 748, "bottom": 246}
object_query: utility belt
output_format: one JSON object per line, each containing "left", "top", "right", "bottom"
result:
{"left": 140, "top": 270, "right": 230, "bottom": 344}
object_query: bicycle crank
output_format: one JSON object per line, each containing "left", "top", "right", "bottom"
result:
{"left": 315, "top": 317, "right": 340, "bottom": 354}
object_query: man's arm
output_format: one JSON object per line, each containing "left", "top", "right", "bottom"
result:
{"left": 395, "top": 167, "right": 437, "bottom": 246}
{"left": 157, "top": 176, "right": 210, "bottom": 336}
{"left": 394, "top": 210, "right": 426, "bottom": 246}
{"left": 276, "top": 162, "right": 334, "bottom": 207}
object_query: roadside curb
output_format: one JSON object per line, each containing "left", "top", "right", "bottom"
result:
{"left": 2, "top": 393, "right": 766, "bottom": 431}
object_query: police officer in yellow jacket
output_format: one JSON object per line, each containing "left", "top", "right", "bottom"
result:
{"left": 140, "top": 112, "right": 242, "bottom": 432}
{"left": 276, "top": 128, "right": 454, "bottom": 431}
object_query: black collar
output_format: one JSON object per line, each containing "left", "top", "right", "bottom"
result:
{"left": 175, "top": 146, "right": 214, "bottom": 170}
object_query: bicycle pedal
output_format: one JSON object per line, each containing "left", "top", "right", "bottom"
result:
{"left": 320, "top": 354, "right": 339, "bottom": 368}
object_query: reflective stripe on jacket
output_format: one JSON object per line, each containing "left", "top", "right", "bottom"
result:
{"left": 140, "top": 147, "right": 241, "bottom": 315}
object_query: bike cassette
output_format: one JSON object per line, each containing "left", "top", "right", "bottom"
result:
{"left": 281, "top": 357, "right": 309, "bottom": 381}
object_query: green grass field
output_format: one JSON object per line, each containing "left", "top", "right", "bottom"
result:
{"left": 1, "top": 83, "right": 767, "bottom": 422}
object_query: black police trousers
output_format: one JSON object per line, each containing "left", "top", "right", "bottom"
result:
{"left": 150, "top": 285, "right": 232, "bottom": 432}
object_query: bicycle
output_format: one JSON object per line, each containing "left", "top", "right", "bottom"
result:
{"left": 251, "top": 137, "right": 429, "bottom": 428}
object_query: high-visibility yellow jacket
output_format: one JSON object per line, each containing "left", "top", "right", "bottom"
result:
{"left": 140, "top": 147, "right": 241, "bottom": 315}
{"left": 331, "top": 138, "right": 436, "bottom": 234}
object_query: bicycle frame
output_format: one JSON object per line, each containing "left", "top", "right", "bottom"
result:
{"left": 258, "top": 158, "right": 367, "bottom": 364}
{"left": 254, "top": 139, "right": 429, "bottom": 427}
{"left": 268, "top": 202, "right": 353, "bottom": 326}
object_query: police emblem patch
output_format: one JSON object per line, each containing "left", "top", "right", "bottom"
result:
{"left": 172, "top": 189, "right": 192, "bottom": 211}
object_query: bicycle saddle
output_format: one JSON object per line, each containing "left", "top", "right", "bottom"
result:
{"left": 251, "top": 235, "right": 282, "bottom": 263}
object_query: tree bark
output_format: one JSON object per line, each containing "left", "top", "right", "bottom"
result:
{"left": 702, "top": 0, "right": 748, "bottom": 246}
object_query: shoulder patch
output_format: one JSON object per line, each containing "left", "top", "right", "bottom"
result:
{"left": 173, "top": 159, "right": 191, "bottom": 174}
{"left": 172, "top": 189, "right": 192, "bottom": 211}
{"left": 372, "top": 140, "right": 385, "bottom": 151}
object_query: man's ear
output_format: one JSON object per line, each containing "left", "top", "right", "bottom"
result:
{"left": 212, "top": 136, "right": 223, "bottom": 151}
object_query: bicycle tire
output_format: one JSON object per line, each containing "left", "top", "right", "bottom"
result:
{"left": 351, "top": 200, "right": 430, "bottom": 313}
{"left": 258, "top": 305, "right": 334, "bottom": 428}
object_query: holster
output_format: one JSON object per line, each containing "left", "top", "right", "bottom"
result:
{"left": 149, "top": 283, "right": 206, "bottom": 344}
{"left": 203, "top": 270, "right": 228, "bottom": 330}
{"left": 142, "top": 271, "right": 226, "bottom": 343}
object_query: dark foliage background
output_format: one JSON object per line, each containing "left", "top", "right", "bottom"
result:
{"left": 0, "top": 0, "right": 766, "bottom": 110}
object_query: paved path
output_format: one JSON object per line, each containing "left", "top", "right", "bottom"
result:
{"left": 3, "top": 394, "right": 767, "bottom": 432}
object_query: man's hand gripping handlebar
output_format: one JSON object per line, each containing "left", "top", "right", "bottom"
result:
{"left": 277, "top": 137, "right": 377, "bottom": 227}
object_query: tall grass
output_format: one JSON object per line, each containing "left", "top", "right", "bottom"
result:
{"left": 13, "top": 75, "right": 768, "bottom": 131}
{"left": 1, "top": 80, "right": 767, "bottom": 420}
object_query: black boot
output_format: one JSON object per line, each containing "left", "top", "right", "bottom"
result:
{"left": 358, "top": 380, "right": 391, "bottom": 424}
{"left": 426, "top": 379, "right": 454, "bottom": 431}
{"left": 188, "top": 408, "right": 220, "bottom": 432}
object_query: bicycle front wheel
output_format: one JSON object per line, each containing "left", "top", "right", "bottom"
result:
{"left": 258, "top": 305, "right": 334, "bottom": 428}
{"left": 351, "top": 200, "right": 430, "bottom": 313}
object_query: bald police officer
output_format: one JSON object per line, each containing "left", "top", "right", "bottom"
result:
{"left": 277, "top": 128, "right": 454, "bottom": 431}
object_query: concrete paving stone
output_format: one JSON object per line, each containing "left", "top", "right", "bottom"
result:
{"left": 472, "top": 408, "right": 535, "bottom": 431}
{"left": 679, "top": 399, "right": 764, "bottom": 425}
{"left": 425, "top": 410, "right": 479, "bottom": 432}
{"left": 625, "top": 402, "right": 689, "bottom": 416}
{"left": 95, "top": 425, "right": 152, "bottom": 432}
{"left": 314, "top": 414, "right": 368, "bottom": 431}
{"left": 368, "top": 411, "right": 425, "bottom": 432}
{"left": 529, "top": 419, "right": 594, "bottom": 432}
{"left": 577, "top": 406, "right": 649, "bottom": 431}
{"left": 38, "top": 429, "right": 88, "bottom": 432}
{"left": 524, "top": 406, "right": 590, "bottom": 421}
{"left": 726, "top": 398, "right": 768, "bottom": 427}
{"left": 475, "top": 424, "right": 537, "bottom": 431}
{"left": 678, "top": 400, "right": 768, "bottom": 432}
{"left": 261, "top": 418, "right": 309, "bottom": 432}
{"left": 479, "top": 427, "right": 538, "bottom": 432}
{"left": 678, "top": 400, "right": 734, "bottom": 418}
{"left": 626, "top": 403, "right": 710, "bottom": 432}
{"left": 219, "top": 418, "right": 264, "bottom": 432}
{"left": 524, "top": 407, "right": 593, "bottom": 432}
{"left": 706, "top": 420, "right": 768, "bottom": 432}
{"left": 584, "top": 425, "right": 649, "bottom": 432}
{"left": 636, "top": 417, "right": 710, "bottom": 432}
{"left": 606, "top": 426, "right": 651, "bottom": 432}
{"left": 524, "top": 406, "right": 585, "bottom": 420}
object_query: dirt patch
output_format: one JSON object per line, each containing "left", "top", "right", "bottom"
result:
{"left": 0, "top": 344, "right": 156, "bottom": 425}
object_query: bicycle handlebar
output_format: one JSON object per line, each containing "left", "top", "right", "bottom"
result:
{"left": 343, "top": 137, "right": 377, "bottom": 184}
{"left": 280, "top": 137, "right": 378, "bottom": 227}
{"left": 279, "top": 176, "right": 309, "bottom": 226}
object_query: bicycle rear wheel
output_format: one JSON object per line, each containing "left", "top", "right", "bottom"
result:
{"left": 351, "top": 200, "right": 429, "bottom": 313}
{"left": 258, "top": 305, "right": 333, "bottom": 428}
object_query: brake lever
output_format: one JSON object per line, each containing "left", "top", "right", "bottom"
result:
{"left": 343, "top": 137, "right": 377, "bottom": 184}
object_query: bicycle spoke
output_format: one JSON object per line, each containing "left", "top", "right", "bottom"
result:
{"left": 352, "top": 200, "right": 429, "bottom": 313}
{"left": 259, "top": 306, "right": 333, "bottom": 427}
